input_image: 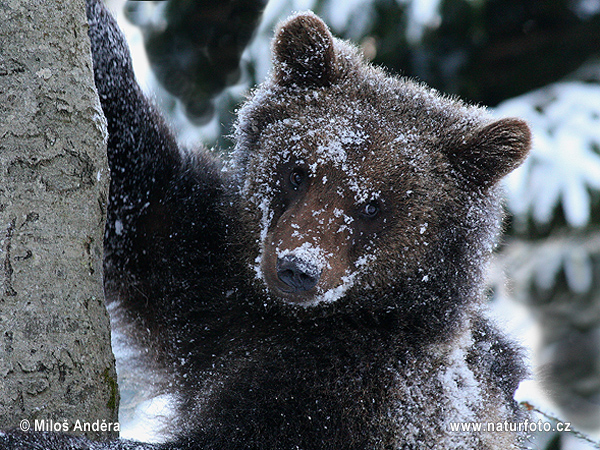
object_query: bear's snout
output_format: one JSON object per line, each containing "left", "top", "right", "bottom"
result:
{"left": 276, "top": 254, "right": 321, "bottom": 293}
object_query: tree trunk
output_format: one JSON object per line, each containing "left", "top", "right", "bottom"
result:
{"left": 0, "top": 0, "right": 118, "bottom": 441}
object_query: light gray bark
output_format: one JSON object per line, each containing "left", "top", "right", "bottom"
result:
{"left": 0, "top": 0, "right": 118, "bottom": 441}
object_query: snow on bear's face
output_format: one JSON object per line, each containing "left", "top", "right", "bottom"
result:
{"left": 241, "top": 96, "right": 437, "bottom": 306}
{"left": 232, "top": 12, "right": 531, "bottom": 308}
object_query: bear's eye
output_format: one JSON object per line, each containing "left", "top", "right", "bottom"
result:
{"left": 361, "top": 200, "right": 379, "bottom": 218}
{"left": 289, "top": 168, "right": 305, "bottom": 189}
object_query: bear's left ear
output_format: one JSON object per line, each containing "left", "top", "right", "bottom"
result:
{"left": 272, "top": 12, "right": 338, "bottom": 88}
{"left": 445, "top": 118, "right": 531, "bottom": 188}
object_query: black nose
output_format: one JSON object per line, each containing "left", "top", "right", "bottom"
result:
{"left": 276, "top": 255, "right": 321, "bottom": 292}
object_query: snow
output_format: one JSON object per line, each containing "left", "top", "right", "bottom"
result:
{"left": 315, "top": 274, "right": 357, "bottom": 303}
{"left": 107, "top": 302, "right": 176, "bottom": 444}
{"left": 323, "top": 0, "right": 372, "bottom": 36}
{"left": 572, "top": 0, "right": 600, "bottom": 19}
{"left": 438, "top": 331, "right": 481, "bottom": 426}
{"left": 237, "top": 104, "right": 394, "bottom": 306}
{"left": 515, "top": 380, "right": 600, "bottom": 450}
{"left": 496, "top": 81, "right": 600, "bottom": 229}
{"left": 113, "top": 1, "right": 600, "bottom": 447}
{"left": 277, "top": 242, "right": 333, "bottom": 274}
{"left": 119, "top": 394, "right": 175, "bottom": 444}
{"left": 114, "top": 219, "right": 123, "bottom": 236}
{"left": 316, "top": 140, "right": 347, "bottom": 168}
{"left": 563, "top": 248, "right": 593, "bottom": 294}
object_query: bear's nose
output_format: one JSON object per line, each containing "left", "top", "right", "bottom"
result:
{"left": 276, "top": 255, "right": 321, "bottom": 292}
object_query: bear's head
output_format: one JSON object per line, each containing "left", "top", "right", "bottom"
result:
{"left": 232, "top": 12, "right": 530, "bottom": 317}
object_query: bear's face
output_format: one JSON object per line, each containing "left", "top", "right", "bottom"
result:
{"left": 242, "top": 92, "right": 440, "bottom": 306}
{"left": 233, "top": 12, "right": 531, "bottom": 309}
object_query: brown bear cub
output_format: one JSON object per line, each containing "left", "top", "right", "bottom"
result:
{"left": 1, "top": 2, "right": 531, "bottom": 450}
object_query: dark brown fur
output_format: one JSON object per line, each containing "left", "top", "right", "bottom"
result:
{"left": 0, "top": 5, "right": 531, "bottom": 450}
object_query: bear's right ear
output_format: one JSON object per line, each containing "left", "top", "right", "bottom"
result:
{"left": 272, "top": 12, "right": 338, "bottom": 88}
{"left": 445, "top": 117, "right": 531, "bottom": 188}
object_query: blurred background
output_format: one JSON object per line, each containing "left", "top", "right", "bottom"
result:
{"left": 103, "top": 0, "right": 600, "bottom": 448}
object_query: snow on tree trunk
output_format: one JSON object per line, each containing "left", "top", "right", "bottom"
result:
{"left": 0, "top": 0, "right": 117, "bottom": 441}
